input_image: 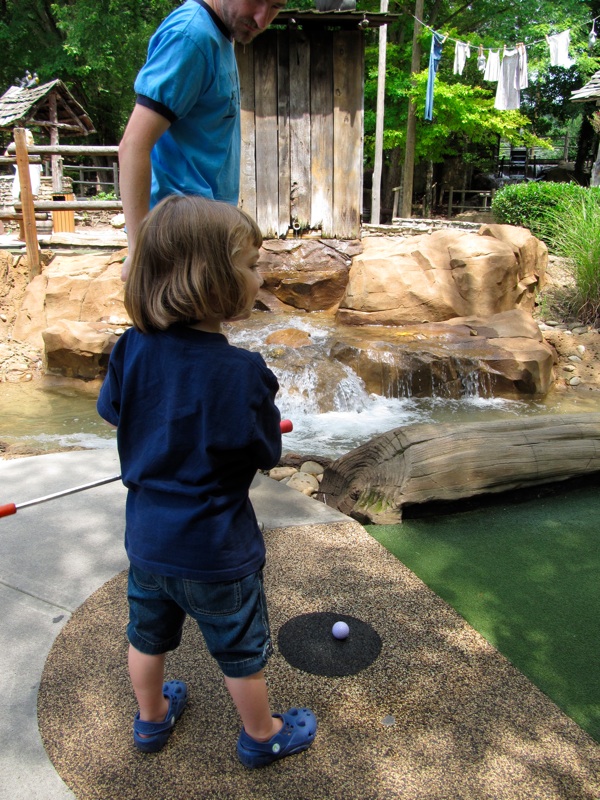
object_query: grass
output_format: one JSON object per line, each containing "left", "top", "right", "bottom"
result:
{"left": 542, "top": 192, "right": 600, "bottom": 324}
{"left": 365, "top": 482, "right": 600, "bottom": 742}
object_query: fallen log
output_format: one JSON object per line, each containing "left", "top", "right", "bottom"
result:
{"left": 318, "top": 413, "right": 600, "bottom": 523}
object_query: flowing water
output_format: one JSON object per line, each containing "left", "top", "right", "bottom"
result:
{"left": 1, "top": 313, "right": 597, "bottom": 460}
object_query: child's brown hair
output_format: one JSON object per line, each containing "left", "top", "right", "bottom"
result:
{"left": 125, "top": 194, "right": 263, "bottom": 333}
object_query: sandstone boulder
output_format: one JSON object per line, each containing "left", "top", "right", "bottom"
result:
{"left": 13, "top": 249, "right": 128, "bottom": 348}
{"left": 337, "top": 225, "right": 546, "bottom": 326}
{"left": 265, "top": 328, "right": 313, "bottom": 347}
{"left": 258, "top": 239, "right": 359, "bottom": 311}
{"left": 329, "top": 309, "right": 556, "bottom": 398}
{"left": 43, "top": 320, "right": 119, "bottom": 380}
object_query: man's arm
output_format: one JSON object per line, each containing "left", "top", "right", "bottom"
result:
{"left": 118, "top": 103, "right": 171, "bottom": 280}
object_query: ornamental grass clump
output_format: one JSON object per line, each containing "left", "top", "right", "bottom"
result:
{"left": 543, "top": 189, "right": 600, "bottom": 324}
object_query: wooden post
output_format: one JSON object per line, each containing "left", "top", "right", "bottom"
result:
{"left": 112, "top": 161, "right": 120, "bottom": 198}
{"left": 14, "top": 128, "right": 41, "bottom": 278}
{"left": 371, "top": 0, "right": 389, "bottom": 225}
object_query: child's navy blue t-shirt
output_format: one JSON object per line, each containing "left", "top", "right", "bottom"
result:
{"left": 97, "top": 324, "right": 281, "bottom": 582}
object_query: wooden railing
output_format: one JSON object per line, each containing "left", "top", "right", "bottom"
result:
{"left": 7, "top": 129, "right": 123, "bottom": 277}
{"left": 446, "top": 188, "right": 494, "bottom": 217}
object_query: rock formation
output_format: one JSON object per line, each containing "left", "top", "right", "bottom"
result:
{"left": 12, "top": 249, "right": 128, "bottom": 379}
{"left": 9, "top": 224, "right": 554, "bottom": 394}
{"left": 329, "top": 309, "right": 555, "bottom": 397}
{"left": 256, "top": 238, "right": 360, "bottom": 311}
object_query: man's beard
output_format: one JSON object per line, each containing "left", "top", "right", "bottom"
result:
{"left": 217, "top": 7, "right": 261, "bottom": 44}
{"left": 231, "top": 20, "right": 262, "bottom": 45}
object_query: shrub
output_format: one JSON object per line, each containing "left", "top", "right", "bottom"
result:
{"left": 491, "top": 182, "right": 592, "bottom": 242}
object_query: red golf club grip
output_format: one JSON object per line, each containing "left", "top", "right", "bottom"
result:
{"left": 280, "top": 419, "right": 293, "bottom": 434}
{"left": 0, "top": 503, "right": 17, "bottom": 518}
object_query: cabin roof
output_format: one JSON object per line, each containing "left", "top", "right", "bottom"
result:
{"left": 274, "top": 8, "right": 398, "bottom": 29}
{"left": 0, "top": 79, "right": 95, "bottom": 135}
{"left": 570, "top": 70, "right": 600, "bottom": 104}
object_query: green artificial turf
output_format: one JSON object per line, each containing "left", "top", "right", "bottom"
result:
{"left": 365, "top": 484, "right": 600, "bottom": 742}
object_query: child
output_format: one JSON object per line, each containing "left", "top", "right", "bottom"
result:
{"left": 97, "top": 194, "right": 317, "bottom": 767}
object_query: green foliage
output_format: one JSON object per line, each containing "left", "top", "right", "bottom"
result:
{"left": 0, "top": 0, "right": 177, "bottom": 144}
{"left": 94, "top": 190, "right": 117, "bottom": 201}
{"left": 409, "top": 73, "right": 551, "bottom": 161}
{"left": 544, "top": 190, "right": 600, "bottom": 323}
{"left": 493, "top": 181, "right": 600, "bottom": 322}
{"left": 491, "top": 181, "right": 592, "bottom": 237}
{"left": 50, "top": 0, "right": 177, "bottom": 142}
{"left": 363, "top": 0, "right": 600, "bottom": 183}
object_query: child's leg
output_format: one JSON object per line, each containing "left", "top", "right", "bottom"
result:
{"left": 128, "top": 644, "right": 169, "bottom": 723}
{"left": 224, "top": 670, "right": 283, "bottom": 741}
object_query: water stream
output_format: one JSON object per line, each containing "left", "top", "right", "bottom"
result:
{"left": 1, "top": 313, "right": 597, "bottom": 459}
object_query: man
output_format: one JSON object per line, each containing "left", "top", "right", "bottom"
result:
{"left": 119, "top": 0, "right": 286, "bottom": 279}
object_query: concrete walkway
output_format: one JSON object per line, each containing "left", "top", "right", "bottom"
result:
{"left": 0, "top": 448, "right": 348, "bottom": 800}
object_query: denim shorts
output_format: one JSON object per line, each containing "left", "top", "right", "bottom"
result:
{"left": 126, "top": 565, "right": 273, "bottom": 679}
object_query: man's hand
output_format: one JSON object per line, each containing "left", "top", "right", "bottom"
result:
{"left": 121, "top": 254, "right": 133, "bottom": 282}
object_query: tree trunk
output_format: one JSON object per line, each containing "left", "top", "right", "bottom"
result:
{"left": 318, "top": 414, "right": 600, "bottom": 523}
{"left": 575, "top": 111, "right": 595, "bottom": 180}
{"left": 401, "top": 0, "right": 424, "bottom": 218}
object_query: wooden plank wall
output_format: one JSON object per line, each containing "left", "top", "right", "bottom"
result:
{"left": 238, "top": 28, "right": 364, "bottom": 239}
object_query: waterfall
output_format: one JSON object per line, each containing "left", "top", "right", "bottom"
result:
{"left": 223, "top": 313, "right": 546, "bottom": 457}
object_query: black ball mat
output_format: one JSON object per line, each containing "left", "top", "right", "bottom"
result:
{"left": 277, "top": 612, "right": 382, "bottom": 677}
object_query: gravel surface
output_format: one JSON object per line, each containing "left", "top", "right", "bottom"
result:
{"left": 39, "top": 521, "right": 600, "bottom": 800}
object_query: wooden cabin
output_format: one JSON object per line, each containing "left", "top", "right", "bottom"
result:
{"left": 236, "top": 9, "right": 391, "bottom": 239}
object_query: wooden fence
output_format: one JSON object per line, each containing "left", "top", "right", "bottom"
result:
{"left": 7, "top": 129, "right": 122, "bottom": 276}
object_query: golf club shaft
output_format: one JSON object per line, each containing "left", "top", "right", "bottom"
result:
{"left": 0, "top": 419, "right": 293, "bottom": 518}
{"left": 0, "top": 474, "right": 122, "bottom": 518}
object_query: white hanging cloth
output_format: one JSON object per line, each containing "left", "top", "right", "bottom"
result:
{"left": 546, "top": 30, "right": 575, "bottom": 68}
{"left": 453, "top": 41, "right": 471, "bottom": 75}
{"left": 495, "top": 49, "right": 521, "bottom": 110}
{"left": 517, "top": 43, "right": 528, "bottom": 90}
{"left": 477, "top": 45, "right": 487, "bottom": 72}
{"left": 484, "top": 50, "right": 501, "bottom": 81}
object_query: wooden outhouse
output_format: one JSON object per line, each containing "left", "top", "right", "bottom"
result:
{"left": 236, "top": 9, "right": 391, "bottom": 239}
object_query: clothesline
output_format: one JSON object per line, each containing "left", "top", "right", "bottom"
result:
{"left": 414, "top": 13, "right": 600, "bottom": 54}
{"left": 422, "top": 15, "right": 586, "bottom": 119}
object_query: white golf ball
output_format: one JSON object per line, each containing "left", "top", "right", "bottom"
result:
{"left": 332, "top": 621, "right": 350, "bottom": 640}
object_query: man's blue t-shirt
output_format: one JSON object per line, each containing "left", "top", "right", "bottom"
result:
{"left": 134, "top": 0, "right": 240, "bottom": 207}
{"left": 97, "top": 325, "right": 281, "bottom": 582}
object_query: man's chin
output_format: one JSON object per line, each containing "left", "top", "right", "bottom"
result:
{"left": 234, "top": 27, "right": 262, "bottom": 45}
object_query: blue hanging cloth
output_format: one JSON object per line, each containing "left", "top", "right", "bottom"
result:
{"left": 425, "top": 31, "right": 445, "bottom": 121}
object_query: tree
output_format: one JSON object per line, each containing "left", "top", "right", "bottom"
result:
{"left": 0, "top": 0, "right": 177, "bottom": 145}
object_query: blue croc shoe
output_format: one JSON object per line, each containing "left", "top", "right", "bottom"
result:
{"left": 133, "top": 679, "right": 187, "bottom": 753}
{"left": 237, "top": 707, "right": 317, "bottom": 768}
